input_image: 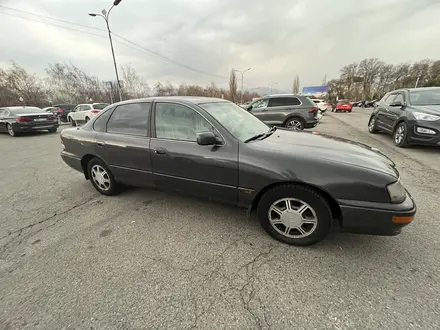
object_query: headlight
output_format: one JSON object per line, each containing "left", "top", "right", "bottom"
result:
{"left": 413, "top": 112, "right": 440, "bottom": 121}
{"left": 387, "top": 180, "right": 406, "bottom": 204}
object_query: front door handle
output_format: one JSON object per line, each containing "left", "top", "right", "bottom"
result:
{"left": 154, "top": 147, "right": 167, "bottom": 155}
{"left": 96, "top": 141, "right": 106, "bottom": 147}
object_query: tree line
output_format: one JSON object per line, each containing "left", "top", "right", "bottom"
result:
{"left": 327, "top": 58, "right": 440, "bottom": 101}
{"left": 0, "top": 62, "right": 260, "bottom": 107}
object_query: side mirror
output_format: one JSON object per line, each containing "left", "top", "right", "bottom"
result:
{"left": 197, "top": 132, "right": 222, "bottom": 146}
{"left": 246, "top": 105, "right": 253, "bottom": 111}
{"left": 389, "top": 101, "right": 404, "bottom": 107}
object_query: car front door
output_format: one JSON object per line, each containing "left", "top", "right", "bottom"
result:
{"left": 249, "top": 99, "right": 270, "bottom": 122}
{"left": 70, "top": 105, "right": 81, "bottom": 122}
{"left": 94, "top": 102, "right": 154, "bottom": 187}
{"left": 78, "top": 105, "right": 91, "bottom": 121}
{"left": 150, "top": 101, "right": 239, "bottom": 205}
{"left": 386, "top": 93, "right": 405, "bottom": 130}
{"left": 376, "top": 94, "right": 395, "bottom": 132}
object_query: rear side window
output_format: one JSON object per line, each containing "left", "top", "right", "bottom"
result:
{"left": 93, "top": 108, "right": 114, "bottom": 132}
{"left": 268, "top": 97, "right": 301, "bottom": 107}
{"left": 107, "top": 103, "right": 151, "bottom": 136}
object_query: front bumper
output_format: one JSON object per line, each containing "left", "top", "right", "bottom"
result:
{"left": 406, "top": 120, "right": 440, "bottom": 146}
{"left": 338, "top": 191, "right": 416, "bottom": 236}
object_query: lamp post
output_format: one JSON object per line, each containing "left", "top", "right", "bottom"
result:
{"left": 233, "top": 68, "right": 251, "bottom": 104}
{"left": 269, "top": 81, "right": 278, "bottom": 94}
{"left": 89, "top": 0, "right": 123, "bottom": 102}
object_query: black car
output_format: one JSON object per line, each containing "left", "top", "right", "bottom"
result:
{"left": 368, "top": 87, "right": 440, "bottom": 147}
{"left": 60, "top": 97, "right": 416, "bottom": 246}
{"left": 52, "top": 104, "right": 77, "bottom": 122}
{"left": 0, "top": 106, "right": 59, "bottom": 137}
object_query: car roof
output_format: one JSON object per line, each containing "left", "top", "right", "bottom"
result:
{"left": 392, "top": 87, "right": 440, "bottom": 93}
{"left": 2, "top": 106, "right": 41, "bottom": 110}
{"left": 112, "top": 96, "right": 228, "bottom": 106}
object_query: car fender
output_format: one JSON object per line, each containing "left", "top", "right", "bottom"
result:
{"left": 283, "top": 114, "right": 306, "bottom": 125}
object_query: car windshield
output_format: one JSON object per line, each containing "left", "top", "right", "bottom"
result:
{"left": 199, "top": 101, "right": 269, "bottom": 142}
{"left": 409, "top": 90, "right": 440, "bottom": 105}
{"left": 9, "top": 107, "right": 43, "bottom": 114}
{"left": 93, "top": 103, "right": 109, "bottom": 109}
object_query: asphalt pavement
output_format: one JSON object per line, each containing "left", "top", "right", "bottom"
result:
{"left": 0, "top": 110, "right": 439, "bottom": 329}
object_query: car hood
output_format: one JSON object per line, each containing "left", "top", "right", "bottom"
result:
{"left": 253, "top": 129, "right": 399, "bottom": 178}
{"left": 411, "top": 105, "right": 440, "bottom": 116}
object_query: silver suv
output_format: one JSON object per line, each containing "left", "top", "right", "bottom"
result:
{"left": 245, "top": 94, "right": 319, "bottom": 130}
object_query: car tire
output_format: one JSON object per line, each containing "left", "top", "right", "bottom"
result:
{"left": 393, "top": 122, "right": 409, "bottom": 148}
{"left": 85, "top": 117, "right": 90, "bottom": 123}
{"left": 368, "top": 116, "right": 379, "bottom": 133}
{"left": 284, "top": 117, "right": 304, "bottom": 130}
{"left": 257, "top": 184, "right": 332, "bottom": 246}
{"left": 48, "top": 127, "right": 57, "bottom": 133}
{"left": 7, "top": 124, "right": 17, "bottom": 137}
{"left": 87, "top": 158, "right": 120, "bottom": 196}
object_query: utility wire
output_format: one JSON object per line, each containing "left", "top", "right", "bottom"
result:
{"left": 0, "top": 6, "right": 229, "bottom": 79}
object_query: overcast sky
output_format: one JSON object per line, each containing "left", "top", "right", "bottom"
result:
{"left": 1, "top": 0, "right": 440, "bottom": 91}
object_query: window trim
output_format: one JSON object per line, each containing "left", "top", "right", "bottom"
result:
{"left": 105, "top": 102, "right": 152, "bottom": 138}
{"left": 151, "top": 100, "right": 226, "bottom": 146}
{"left": 92, "top": 106, "right": 115, "bottom": 132}
{"left": 268, "top": 97, "right": 302, "bottom": 108}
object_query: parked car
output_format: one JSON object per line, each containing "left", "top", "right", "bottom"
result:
{"left": 244, "top": 94, "right": 319, "bottom": 130}
{"left": 52, "top": 104, "right": 77, "bottom": 122}
{"left": 368, "top": 87, "right": 440, "bottom": 147}
{"left": 67, "top": 103, "right": 109, "bottom": 126}
{"left": 0, "top": 106, "right": 59, "bottom": 137}
{"left": 310, "top": 99, "right": 329, "bottom": 113}
{"left": 60, "top": 97, "right": 416, "bottom": 246}
{"left": 43, "top": 106, "right": 55, "bottom": 114}
{"left": 333, "top": 100, "right": 353, "bottom": 112}
{"left": 364, "top": 100, "right": 377, "bottom": 108}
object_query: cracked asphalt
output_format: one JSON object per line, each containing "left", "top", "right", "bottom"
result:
{"left": 1, "top": 110, "right": 439, "bottom": 330}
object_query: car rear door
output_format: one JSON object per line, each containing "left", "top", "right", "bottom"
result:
{"left": 94, "top": 102, "right": 154, "bottom": 187}
{"left": 150, "top": 101, "right": 238, "bottom": 205}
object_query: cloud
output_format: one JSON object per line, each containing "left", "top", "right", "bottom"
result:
{"left": 1, "top": 0, "right": 440, "bottom": 91}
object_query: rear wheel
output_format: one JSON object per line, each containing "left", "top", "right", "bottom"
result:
{"left": 285, "top": 117, "right": 304, "bottom": 130}
{"left": 87, "top": 158, "right": 120, "bottom": 196}
{"left": 257, "top": 184, "right": 332, "bottom": 246}
{"left": 393, "top": 122, "right": 409, "bottom": 148}
{"left": 7, "top": 124, "right": 17, "bottom": 137}
{"left": 48, "top": 127, "right": 57, "bottom": 133}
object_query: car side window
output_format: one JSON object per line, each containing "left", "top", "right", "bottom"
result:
{"left": 85, "top": 105, "right": 92, "bottom": 110}
{"left": 93, "top": 108, "right": 114, "bottom": 132}
{"left": 268, "top": 98, "right": 286, "bottom": 107}
{"left": 394, "top": 94, "right": 404, "bottom": 104}
{"left": 155, "top": 103, "right": 213, "bottom": 142}
{"left": 73, "top": 106, "right": 80, "bottom": 112}
{"left": 106, "top": 103, "right": 150, "bottom": 136}
{"left": 251, "top": 99, "right": 269, "bottom": 109}
{"left": 284, "top": 97, "right": 301, "bottom": 106}
{"left": 385, "top": 94, "right": 396, "bottom": 104}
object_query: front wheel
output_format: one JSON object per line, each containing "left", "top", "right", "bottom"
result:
{"left": 87, "top": 158, "right": 120, "bottom": 196}
{"left": 393, "top": 122, "right": 409, "bottom": 148}
{"left": 257, "top": 184, "right": 332, "bottom": 246}
{"left": 85, "top": 117, "right": 90, "bottom": 123}
{"left": 285, "top": 117, "right": 304, "bottom": 130}
{"left": 68, "top": 117, "right": 76, "bottom": 126}
{"left": 48, "top": 127, "right": 57, "bottom": 133}
{"left": 368, "top": 116, "right": 379, "bottom": 133}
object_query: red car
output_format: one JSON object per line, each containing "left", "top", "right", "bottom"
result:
{"left": 334, "top": 100, "right": 353, "bottom": 112}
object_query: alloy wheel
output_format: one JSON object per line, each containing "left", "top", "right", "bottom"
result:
{"left": 268, "top": 198, "right": 318, "bottom": 238}
{"left": 91, "top": 165, "right": 111, "bottom": 191}
{"left": 394, "top": 125, "right": 405, "bottom": 144}
{"left": 369, "top": 118, "right": 376, "bottom": 132}
{"left": 7, "top": 124, "right": 15, "bottom": 137}
{"left": 287, "top": 119, "right": 303, "bottom": 130}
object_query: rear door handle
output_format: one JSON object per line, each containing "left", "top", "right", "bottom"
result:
{"left": 96, "top": 141, "right": 106, "bottom": 147}
{"left": 154, "top": 147, "right": 167, "bottom": 155}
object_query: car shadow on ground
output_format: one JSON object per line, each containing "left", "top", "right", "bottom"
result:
{"left": 117, "top": 185, "right": 399, "bottom": 254}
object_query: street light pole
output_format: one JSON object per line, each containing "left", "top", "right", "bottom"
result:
{"left": 269, "top": 81, "right": 278, "bottom": 94}
{"left": 233, "top": 68, "right": 251, "bottom": 104}
{"left": 89, "top": 0, "right": 123, "bottom": 102}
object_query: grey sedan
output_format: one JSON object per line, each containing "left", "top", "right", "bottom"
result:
{"left": 60, "top": 97, "right": 416, "bottom": 245}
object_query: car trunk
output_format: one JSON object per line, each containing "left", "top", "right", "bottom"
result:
{"left": 16, "top": 113, "right": 57, "bottom": 126}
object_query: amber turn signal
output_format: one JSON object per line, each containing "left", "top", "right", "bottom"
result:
{"left": 392, "top": 216, "right": 414, "bottom": 224}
